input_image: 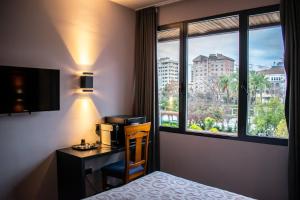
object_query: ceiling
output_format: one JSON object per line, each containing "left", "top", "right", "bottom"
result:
{"left": 158, "top": 11, "right": 280, "bottom": 42}
{"left": 110, "top": 0, "right": 180, "bottom": 10}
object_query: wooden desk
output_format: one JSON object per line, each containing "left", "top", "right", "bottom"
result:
{"left": 57, "top": 144, "right": 125, "bottom": 200}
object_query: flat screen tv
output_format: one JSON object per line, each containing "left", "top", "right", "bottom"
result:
{"left": 0, "top": 66, "right": 60, "bottom": 114}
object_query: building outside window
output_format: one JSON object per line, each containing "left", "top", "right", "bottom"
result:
{"left": 156, "top": 6, "right": 287, "bottom": 144}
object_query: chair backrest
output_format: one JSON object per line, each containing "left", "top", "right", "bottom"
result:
{"left": 124, "top": 122, "right": 151, "bottom": 183}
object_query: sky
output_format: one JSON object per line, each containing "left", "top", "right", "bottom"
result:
{"left": 157, "top": 26, "right": 284, "bottom": 71}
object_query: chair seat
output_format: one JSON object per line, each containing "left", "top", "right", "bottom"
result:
{"left": 101, "top": 160, "right": 144, "bottom": 177}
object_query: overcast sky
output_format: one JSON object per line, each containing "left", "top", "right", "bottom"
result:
{"left": 157, "top": 26, "right": 284, "bottom": 70}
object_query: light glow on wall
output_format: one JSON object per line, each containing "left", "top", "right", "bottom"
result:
{"left": 43, "top": 0, "right": 112, "bottom": 69}
{"left": 42, "top": 0, "right": 118, "bottom": 143}
{"left": 64, "top": 96, "right": 101, "bottom": 144}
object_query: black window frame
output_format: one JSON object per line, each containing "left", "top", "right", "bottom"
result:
{"left": 156, "top": 4, "right": 288, "bottom": 146}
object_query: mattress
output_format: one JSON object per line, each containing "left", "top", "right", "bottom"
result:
{"left": 84, "top": 171, "right": 254, "bottom": 200}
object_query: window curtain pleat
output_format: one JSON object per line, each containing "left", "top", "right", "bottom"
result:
{"left": 280, "top": 0, "right": 300, "bottom": 199}
{"left": 133, "top": 7, "right": 159, "bottom": 171}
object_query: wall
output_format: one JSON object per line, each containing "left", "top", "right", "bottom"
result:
{"left": 0, "top": 0, "right": 135, "bottom": 199}
{"left": 160, "top": 132, "right": 288, "bottom": 200}
{"left": 158, "top": 0, "right": 287, "bottom": 200}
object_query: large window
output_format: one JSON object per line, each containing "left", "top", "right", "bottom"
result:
{"left": 157, "top": 28, "right": 180, "bottom": 128}
{"left": 156, "top": 5, "right": 287, "bottom": 145}
{"left": 187, "top": 16, "right": 239, "bottom": 136}
{"left": 247, "top": 12, "right": 287, "bottom": 139}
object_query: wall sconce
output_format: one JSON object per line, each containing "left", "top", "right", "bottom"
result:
{"left": 80, "top": 72, "right": 93, "bottom": 92}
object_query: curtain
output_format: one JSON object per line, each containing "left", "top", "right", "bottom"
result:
{"left": 280, "top": 0, "right": 300, "bottom": 199}
{"left": 133, "top": 7, "right": 159, "bottom": 171}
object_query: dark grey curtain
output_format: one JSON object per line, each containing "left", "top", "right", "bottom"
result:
{"left": 133, "top": 7, "right": 159, "bottom": 171}
{"left": 280, "top": 0, "right": 300, "bottom": 199}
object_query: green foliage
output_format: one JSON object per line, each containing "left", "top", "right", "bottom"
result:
{"left": 161, "top": 121, "right": 178, "bottom": 128}
{"left": 252, "top": 97, "right": 285, "bottom": 136}
{"left": 204, "top": 117, "right": 216, "bottom": 130}
{"left": 160, "top": 97, "right": 179, "bottom": 112}
{"left": 159, "top": 81, "right": 179, "bottom": 112}
{"left": 219, "top": 75, "right": 230, "bottom": 103}
{"left": 209, "top": 127, "right": 219, "bottom": 133}
{"left": 226, "top": 126, "right": 233, "bottom": 132}
{"left": 249, "top": 71, "right": 271, "bottom": 103}
{"left": 160, "top": 70, "right": 286, "bottom": 138}
{"left": 189, "top": 123, "right": 203, "bottom": 131}
{"left": 219, "top": 72, "right": 239, "bottom": 104}
{"left": 187, "top": 121, "right": 219, "bottom": 133}
{"left": 275, "top": 119, "right": 288, "bottom": 138}
{"left": 187, "top": 104, "right": 223, "bottom": 124}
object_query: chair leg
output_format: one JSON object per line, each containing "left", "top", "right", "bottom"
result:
{"left": 102, "top": 172, "right": 107, "bottom": 191}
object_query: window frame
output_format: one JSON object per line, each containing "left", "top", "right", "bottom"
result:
{"left": 156, "top": 4, "right": 288, "bottom": 146}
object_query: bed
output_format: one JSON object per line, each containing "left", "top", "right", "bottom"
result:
{"left": 84, "top": 171, "right": 254, "bottom": 200}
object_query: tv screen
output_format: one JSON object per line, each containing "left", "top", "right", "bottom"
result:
{"left": 0, "top": 66, "right": 60, "bottom": 114}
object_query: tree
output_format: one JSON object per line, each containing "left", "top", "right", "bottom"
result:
{"left": 219, "top": 75, "right": 230, "bottom": 103}
{"left": 228, "top": 72, "right": 239, "bottom": 100}
{"left": 159, "top": 81, "right": 179, "bottom": 112}
{"left": 204, "top": 117, "right": 216, "bottom": 130}
{"left": 219, "top": 72, "right": 239, "bottom": 104}
{"left": 275, "top": 119, "right": 288, "bottom": 138}
{"left": 252, "top": 97, "right": 285, "bottom": 136}
{"left": 249, "top": 71, "right": 271, "bottom": 103}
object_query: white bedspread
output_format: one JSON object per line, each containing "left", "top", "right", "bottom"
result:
{"left": 84, "top": 171, "right": 254, "bottom": 200}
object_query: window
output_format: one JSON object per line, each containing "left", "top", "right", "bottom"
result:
{"left": 247, "top": 11, "right": 287, "bottom": 139}
{"left": 156, "top": 5, "right": 287, "bottom": 145}
{"left": 157, "top": 28, "right": 180, "bottom": 128}
{"left": 187, "top": 16, "right": 239, "bottom": 136}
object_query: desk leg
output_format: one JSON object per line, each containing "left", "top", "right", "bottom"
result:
{"left": 57, "top": 151, "right": 86, "bottom": 200}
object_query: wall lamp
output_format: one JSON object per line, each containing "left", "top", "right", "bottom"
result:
{"left": 80, "top": 72, "right": 93, "bottom": 92}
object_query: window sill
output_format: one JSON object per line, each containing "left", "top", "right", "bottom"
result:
{"left": 159, "top": 127, "right": 288, "bottom": 146}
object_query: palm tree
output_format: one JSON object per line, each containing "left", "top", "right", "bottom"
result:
{"left": 219, "top": 75, "right": 230, "bottom": 103}
{"left": 219, "top": 73, "right": 239, "bottom": 104}
{"left": 228, "top": 72, "right": 239, "bottom": 101}
{"left": 250, "top": 71, "right": 271, "bottom": 103}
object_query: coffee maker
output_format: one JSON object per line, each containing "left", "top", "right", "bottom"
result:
{"left": 100, "top": 115, "right": 146, "bottom": 146}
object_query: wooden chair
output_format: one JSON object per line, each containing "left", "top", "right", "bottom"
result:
{"left": 101, "top": 122, "right": 151, "bottom": 190}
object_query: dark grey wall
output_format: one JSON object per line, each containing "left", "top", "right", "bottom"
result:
{"left": 0, "top": 0, "right": 135, "bottom": 199}
{"left": 158, "top": 0, "right": 287, "bottom": 200}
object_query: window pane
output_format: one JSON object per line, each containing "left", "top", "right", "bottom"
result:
{"left": 186, "top": 16, "right": 239, "bottom": 136}
{"left": 247, "top": 12, "right": 288, "bottom": 139}
{"left": 157, "top": 28, "right": 180, "bottom": 128}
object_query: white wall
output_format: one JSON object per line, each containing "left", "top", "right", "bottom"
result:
{"left": 158, "top": 0, "right": 287, "bottom": 200}
{"left": 0, "top": 0, "right": 135, "bottom": 199}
